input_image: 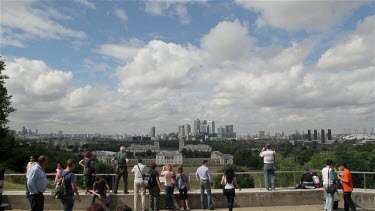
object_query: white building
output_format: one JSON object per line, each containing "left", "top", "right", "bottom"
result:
{"left": 211, "top": 151, "right": 233, "bottom": 165}
{"left": 156, "top": 150, "right": 183, "bottom": 165}
{"left": 93, "top": 151, "right": 117, "bottom": 164}
{"left": 127, "top": 144, "right": 157, "bottom": 153}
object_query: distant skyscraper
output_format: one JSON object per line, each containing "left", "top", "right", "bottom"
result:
{"left": 327, "top": 129, "right": 332, "bottom": 140}
{"left": 321, "top": 129, "right": 325, "bottom": 143}
{"left": 178, "top": 125, "right": 185, "bottom": 137}
{"left": 28, "top": 129, "right": 32, "bottom": 135}
{"left": 210, "top": 121, "right": 215, "bottom": 134}
{"left": 229, "top": 125, "right": 233, "bottom": 134}
{"left": 200, "top": 125, "right": 208, "bottom": 133}
{"left": 151, "top": 127, "right": 156, "bottom": 137}
{"left": 58, "top": 130, "right": 63, "bottom": 136}
{"left": 36, "top": 128, "right": 38, "bottom": 135}
{"left": 314, "top": 130, "right": 318, "bottom": 140}
{"left": 194, "top": 119, "right": 200, "bottom": 134}
{"left": 307, "top": 130, "right": 312, "bottom": 141}
{"left": 259, "top": 131, "right": 266, "bottom": 139}
{"left": 185, "top": 124, "right": 191, "bottom": 134}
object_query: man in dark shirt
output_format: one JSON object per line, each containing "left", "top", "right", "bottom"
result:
{"left": 90, "top": 176, "right": 111, "bottom": 209}
{"left": 111, "top": 146, "right": 129, "bottom": 194}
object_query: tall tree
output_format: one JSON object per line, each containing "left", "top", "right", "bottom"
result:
{"left": 0, "top": 57, "right": 16, "bottom": 163}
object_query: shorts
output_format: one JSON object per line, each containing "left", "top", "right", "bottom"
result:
{"left": 179, "top": 187, "right": 188, "bottom": 200}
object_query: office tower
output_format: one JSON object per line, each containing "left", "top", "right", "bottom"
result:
{"left": 314, "top": 130, "right": 318, "bottom": 140}
{"left": 151, "top": 127, "right": 156, "bottom": 138}
{"left": 36, "top": 128, "right": 38, "bottom": 135}
{"left": 307, "top": 130, "right": 312, "bottom": 141}
{"left": 200, "top": 125, "right": 208, "bottom": 133}
{"left": 321, "top": 129, "right": 325, "bottom": 143}
{"left": 185, "top": 124, "right": 191, "bottom": 134}
{"left": 229, "top": 125, "right": 234, "bottom": 134}
{"left": 28, "top": 129, "right": 32, "bottom": 135}
{"left": 194, "top": 119, "right": 200, "bottom": 134}
{"left": 225, "top": 125, "right": 230, "bottom": 134}
{"left": 58, "top": 130, "right": 63, "bottom": 136}
{"left": 259, "top": 131, "right": 266, "bottom": 139}
{"left": 327, "top": 129, "right": 332, "bottom": 140}
{"left": 22, "top": 126, "right": 27, "bottom": 136}
{"left": 178, "top": 125, "right": 185, "bottom": 137}
{"left": 208, "top": 121, "right": 215, "bottom": 134}
{"left": 217, "top": 127, "right": 224, "bottom": 138}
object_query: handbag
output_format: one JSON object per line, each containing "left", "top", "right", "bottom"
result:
{"left": 137, "top": 164, "right": 150, "bottom": 188}
{"left": 171, "top": 171, "right": 177, "bottom": 186}
{"left": 272, "top": 151, "right": 279, "bottom": 170}
{"left": 326, "top": 168, "right": 337, "bottom": 194}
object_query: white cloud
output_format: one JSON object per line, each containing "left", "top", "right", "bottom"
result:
{"left": 94, "top": 38, "right": 144, "bottom": 62}
{"left": 83, "top": 59, "right": 110, "bottom": 72}
{"left": 73, "top": 0, "right": 96, "bottom": 9}
{"left": 201, "top": 20, "right": 253, "bottom": 62}
{"left": 115, "top": 9, "right": 128, "bottom": 23}
{"left": 235, "top": 0, "right": 367, "bottom": 31}
{"left": 144, "top": 0, "right": 206, "bottom": 24}
{"left": 0, "top": 1, "right": 86, "bottom": 47}
{"left": 317, "top": 15, "right": 375, "bottom": 70}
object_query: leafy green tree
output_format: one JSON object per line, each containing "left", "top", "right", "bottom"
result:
{"left": 0, "top": 58, "right": 16, "bottom": 166}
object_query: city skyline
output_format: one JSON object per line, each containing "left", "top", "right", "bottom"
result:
{"left": 1, "top": 1, "right": 374, "bottom": 135}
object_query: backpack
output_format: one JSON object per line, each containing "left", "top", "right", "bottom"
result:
{"left": 52, "top": 171, "right": 72, "bottom": 199}
{"left": 147, "top": 170, "right": 156, "bottom": 188}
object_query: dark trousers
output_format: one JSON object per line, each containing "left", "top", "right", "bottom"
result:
{"left": 114, "top": 166, "right": 128, "bottom": 193}
{"left": 343, "top": 192, "right": 356, "bottom": 211}
{"left": 29, "top": 192, "right": 44, "bottom": 211}
{"left": 91, "top": 191, "right": 111, "bottom": 208}
{"left": 224, "top": 188, "right": 235, "bottom": 211}
{"left": 60, "top": 195, "right": 75, "bottom": 211}
{"left": 149, "top": 185, "right": 160, "bottom": 211}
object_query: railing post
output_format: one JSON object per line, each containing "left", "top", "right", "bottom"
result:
{"left": 293, "top": 172, "right": 296, "bottom": 187}
{"left": 363, "top": 173, "right": 366, "bottom": 190}
{"left": 112, "top": 174, "right": 115, "bottom": 192}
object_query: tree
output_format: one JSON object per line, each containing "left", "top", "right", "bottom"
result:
{"left": 0, "top": 58, "right": 16, "bottom": 164}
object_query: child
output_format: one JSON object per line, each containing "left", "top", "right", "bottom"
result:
{"left": 176, "top": 166, "right": 190, "bottom": 211}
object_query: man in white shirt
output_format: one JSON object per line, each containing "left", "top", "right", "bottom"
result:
{"left": 259, "top": 144, "right": 276, "bottom": 191}
{"left": 131, "top": 158, "right": 148, "bottom": 211}
{"left": 195, "top": 160, "right": 214, "bottom": 210}
{"left": 27, "top": 156, "right": 48, "bottom": 211}
{"left": 26, "top": 155, "right": 36, "bottom": 203}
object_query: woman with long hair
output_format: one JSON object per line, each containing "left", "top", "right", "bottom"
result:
{"left": 161, "top": 164, "right": 175, "bottom": 210}
{"left": 79, "top": 151, "right": 95, "bottom": 194}
{"left": 221, "top": 168, "right": 241, "bottom": 211}
{"left": 176, "top": 166, "right": 190, "bottom": 211}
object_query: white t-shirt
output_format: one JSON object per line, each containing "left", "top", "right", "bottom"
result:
{"left": 222, "top": 175, "right": 236, "bottom": 189}
{"left": 131, "top": 163, "right": 147, "bottom": 184}
{"left": 259, "top": 150, "right": 275, "bottom": 164}
{"left": 321, "top": 167, "right": 335, "bottom": 186}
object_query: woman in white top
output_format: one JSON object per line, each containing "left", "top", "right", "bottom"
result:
{"left": 161, "top": 164, "right": 175, "bottom": 210}
{"left": 221, "top": 168, "right": 241, "bottom": 211}
{"left": 321, "top": 159, "right": 337, "bottom": 211}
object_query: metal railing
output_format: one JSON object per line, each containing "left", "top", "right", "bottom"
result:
{"left": 4, "top": 171, "right": 375, "bottom": 191}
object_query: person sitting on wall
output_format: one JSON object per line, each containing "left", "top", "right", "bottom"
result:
{"left": 296, "top": 168, "right": 315, "bottom": 189}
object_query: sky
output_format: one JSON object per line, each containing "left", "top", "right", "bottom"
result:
{"left": 1, "top": 0, "right": 374, "bottom": 135}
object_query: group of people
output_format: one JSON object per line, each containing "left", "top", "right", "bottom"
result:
{"left": 25, "top": 144, "right": 357, "bottom": 211}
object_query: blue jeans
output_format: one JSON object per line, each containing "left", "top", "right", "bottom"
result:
{"left": 91, "top": 191, "right": 111, "bottom": 208}
{"left": 165, "top": 186, "right": 174, "bottom": 209}
{"left": 60, "top": 195, "right": 74, "bottom": 211}
{"left": 264, "top": 164, "right": 275, "bottom": 190}
{"left": 200, "top": 181, "right": 212, "bottom": 209}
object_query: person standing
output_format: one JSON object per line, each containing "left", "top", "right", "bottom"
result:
{"left": 322, "top": 159, "right": 337, "bottom": 211}
{"left": 60, "top": 159, "right": 81, "bottom": 211}
{"left": 148, "top": 163, "right": 162, "bottom": 211}
{"left": 54, "top": 163, "right": 64, "bottom": 187}
{"left": 112, "top": 146, "right": 129, "bottom": 194}
{"left": 176, "top": 166, "right": 190, "bottom": 211}
{"left": 79, "top": 151, "right": 95, "bottom": 194}
{"left": 161, "top": 164, "right": 176, "bottom": 210}
{"left": 259, "top": 144, "right": 276, "bottom": 191}
{"left": 337, "top": 162, "right": 357, "bottom": 211}
{"left": 131, "top": 158, "right": 148, "bottom": 211}
{"left": 27, "top": 156, "right": 48, "bottom": 211}
{"left": 221, "top": 168, "right": 241, "bottom": 211}
{"left": 26, "top": 155, "right": 36, "bottom": 203}
{"left": 195, "top": 160, "right": 214, "bottom": 210}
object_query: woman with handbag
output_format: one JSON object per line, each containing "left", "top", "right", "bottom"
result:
{"left": 221, "top": 168, "right": 241, "bottom": 211}
{"left": 176, "top": 166, "right": 190, "bottom": 211}
{"left": 322, "top": 159, "right": 337, "bottom": 211}
{"left": 161, "top": 164, "right": 175, "bottom": 210}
